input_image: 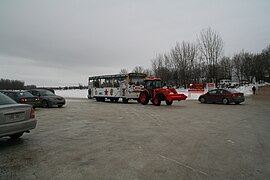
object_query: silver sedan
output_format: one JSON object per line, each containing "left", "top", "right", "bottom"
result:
{"left": 0, "top": 92, "right": 37, "bottom": 139}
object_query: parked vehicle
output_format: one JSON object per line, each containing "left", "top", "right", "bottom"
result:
{"left": 198, "top": 89, "right": 245, "bottom": 105}
{"left": 139, "top": 78, "right": 187, "bottom": 106}
{"left": 88, "top": 73, "right": 146, "bottom": 103}
{"left": 27, "top": 89, "right": 65, "bottom": 108}
{"left": 0, "top": 92, "right": 37, "bottom": 139}
{"left": 1, "top": 90, "right": 41, "bottom": 108}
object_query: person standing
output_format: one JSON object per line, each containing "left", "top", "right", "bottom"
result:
{"left": 252, "top": 86, "right": 256, "bottom": 95}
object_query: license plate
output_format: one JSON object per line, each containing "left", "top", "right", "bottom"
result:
{"left": 5, "top": 112, "right": 25, "bottom": 122}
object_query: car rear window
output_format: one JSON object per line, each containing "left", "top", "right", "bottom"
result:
{"left": 227, "top": 89, "right": 240, "bottom": 93}
{"left": 16, "top": 92, "right": 34, "bottom": 97}
{"left": 41, "top": 90, "right": 55, "bottom": 96}
{"left": 0, "top": 93, "right": 16, "bottom": 105}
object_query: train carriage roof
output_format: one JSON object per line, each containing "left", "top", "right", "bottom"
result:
{"left": 88, "top": 73, "right": 146, "bottom": 80}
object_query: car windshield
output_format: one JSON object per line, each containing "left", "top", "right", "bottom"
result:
{"left": 41, "top": 90, "right": 55, "bottom": 96}
{"left": 227, "top": 89, "right": 240, "bottom": 93}
{"left": 0, "top": 92, "right": 16, "bottom": 105}
{"left": 16, "top": 92, "right": 34, "bottom": 97}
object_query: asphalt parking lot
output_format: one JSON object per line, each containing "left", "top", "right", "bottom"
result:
{"left": 1, "top": 86, "right": 270, "bottom": 180}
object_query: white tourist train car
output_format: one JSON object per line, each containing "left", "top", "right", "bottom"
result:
{"left": 88, "top": 73, "right": 146, "bottom": 103}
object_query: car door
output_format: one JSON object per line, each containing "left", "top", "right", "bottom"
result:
{"left": 221, "top": 89, "right": 232, "bottom": 102}
{"left": 215, "top": 89, "right": 224, "bottom": 103}
{"left": 206, "top": 90, "right": 217, "bottom": 103}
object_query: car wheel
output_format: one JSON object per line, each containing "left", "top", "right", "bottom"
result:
{"left": 9, "top": 132, "right": 24, "bottom": 139}
{"left": 200, "top": 97, "right": 206, "bottom": 103}
{"left": 42, "top": 100, "right": 49, "bottom": 108}
{"left": 222, "top": 98, "right": 229, "bottom": 105}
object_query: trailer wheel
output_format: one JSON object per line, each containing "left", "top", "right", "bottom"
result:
{"left": 166, "top": 100, "right": 173, "bottom": 105}
{"left": 139, "top": 92, "right": 149, "bottom": 105}
{"left": 123, "top": 98, "right": 129, "bottom": 103}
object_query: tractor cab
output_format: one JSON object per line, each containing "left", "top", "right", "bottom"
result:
{"left": 144, "top": 78, "right": 162, "bottom": 89}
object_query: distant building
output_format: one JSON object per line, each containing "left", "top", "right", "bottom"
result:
{"left": 219, "top": 79, "right": 231, "bottom": 85}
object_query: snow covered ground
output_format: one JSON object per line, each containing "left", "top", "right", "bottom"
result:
{"left": 55, "top": 83, "right": 268, "bottom": 100}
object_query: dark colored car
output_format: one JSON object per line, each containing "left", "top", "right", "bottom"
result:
{"left": 0, "top": 92, "right": 37, "bottom": 139}
{"left": 27, "top": 89, "right": 65, "bottom": 108}
{"left": 1, "top": 90, "right": 41, "bottom": 108}
{"left": 198, "top": 89, "right": 245, "bottom": 105}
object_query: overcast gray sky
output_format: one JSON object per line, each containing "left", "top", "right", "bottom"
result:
{"left": 1, "top": 0, "right": 270, "bottom": 86}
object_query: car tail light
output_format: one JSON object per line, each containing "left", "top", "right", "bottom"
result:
{"left": 231, "top": 94, "right": 236, "bottom": 97}
{"left": 20, "top": 98, "right": 28, "bottom": 102}
{"left": 30, "top": 107, "right": 35, "bottom": 119}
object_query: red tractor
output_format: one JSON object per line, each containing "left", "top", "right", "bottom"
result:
{"left": 138, "top": 78, "right": 187, "bottom": 106}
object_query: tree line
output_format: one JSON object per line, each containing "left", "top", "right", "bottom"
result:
{"left": 0, "top": 79, "right": 26, "bottom": 90}
{"left": 122, "top": 27, "right": 270, "bottom": 87}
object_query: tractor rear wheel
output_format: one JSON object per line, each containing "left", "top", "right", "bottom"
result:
{"left": 166, "top": 100, "right": 173, "bottom": 105}
{"left": 139, "top": 92, "right": 149, "bottom": 105}
{"left": 153, "top": 96, "right": 161, "bottom": 106}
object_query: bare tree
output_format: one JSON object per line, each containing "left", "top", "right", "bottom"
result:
{"left": 218, "top": 56, "right": 232, "bottom": 79}
{"left": 119, "top": 68, "right": 129, "bottom": 74}
{"left": 151, "top": 54, "right": 173, "bottom": 84}
{"left": 261, "top": 44, "right": 270, "bottom": 81}
{"left": 132, "top": 66, "right": 153, "bottom": 77}
{"left": 0, "top": 79, "right": 25, "bottom": 90}
{"left": 170, "top": 41, "right": 197, "bottom": 87}
{"left": 132, "top": 66, "right": 144, "bottom": 73}
{"left": 143, "top": 68, "right": 154, "bottom": 77}
{"left": 197, "top": 27, "right": 224, "bottom": 82}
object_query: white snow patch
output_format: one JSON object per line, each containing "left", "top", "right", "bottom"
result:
{"left": 55, "top": 89, "right": 88, "bottom": 98}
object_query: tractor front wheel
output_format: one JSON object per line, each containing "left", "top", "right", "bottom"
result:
{"left": 166, "top": 100, "right": 173, "bottom": 105}
{"left": 139, "top": 92, "right": 149, "bottom": 105}
{"left": 153, "top": 97, "right": 161, "bottom": 106}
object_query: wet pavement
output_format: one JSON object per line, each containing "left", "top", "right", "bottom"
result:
{"left": 1, "top": 86, "right": 270, "bottom": 179}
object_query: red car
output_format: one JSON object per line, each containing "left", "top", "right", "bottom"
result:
{"left": 198, "top": 89, "right": 245, "bottom": 105}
